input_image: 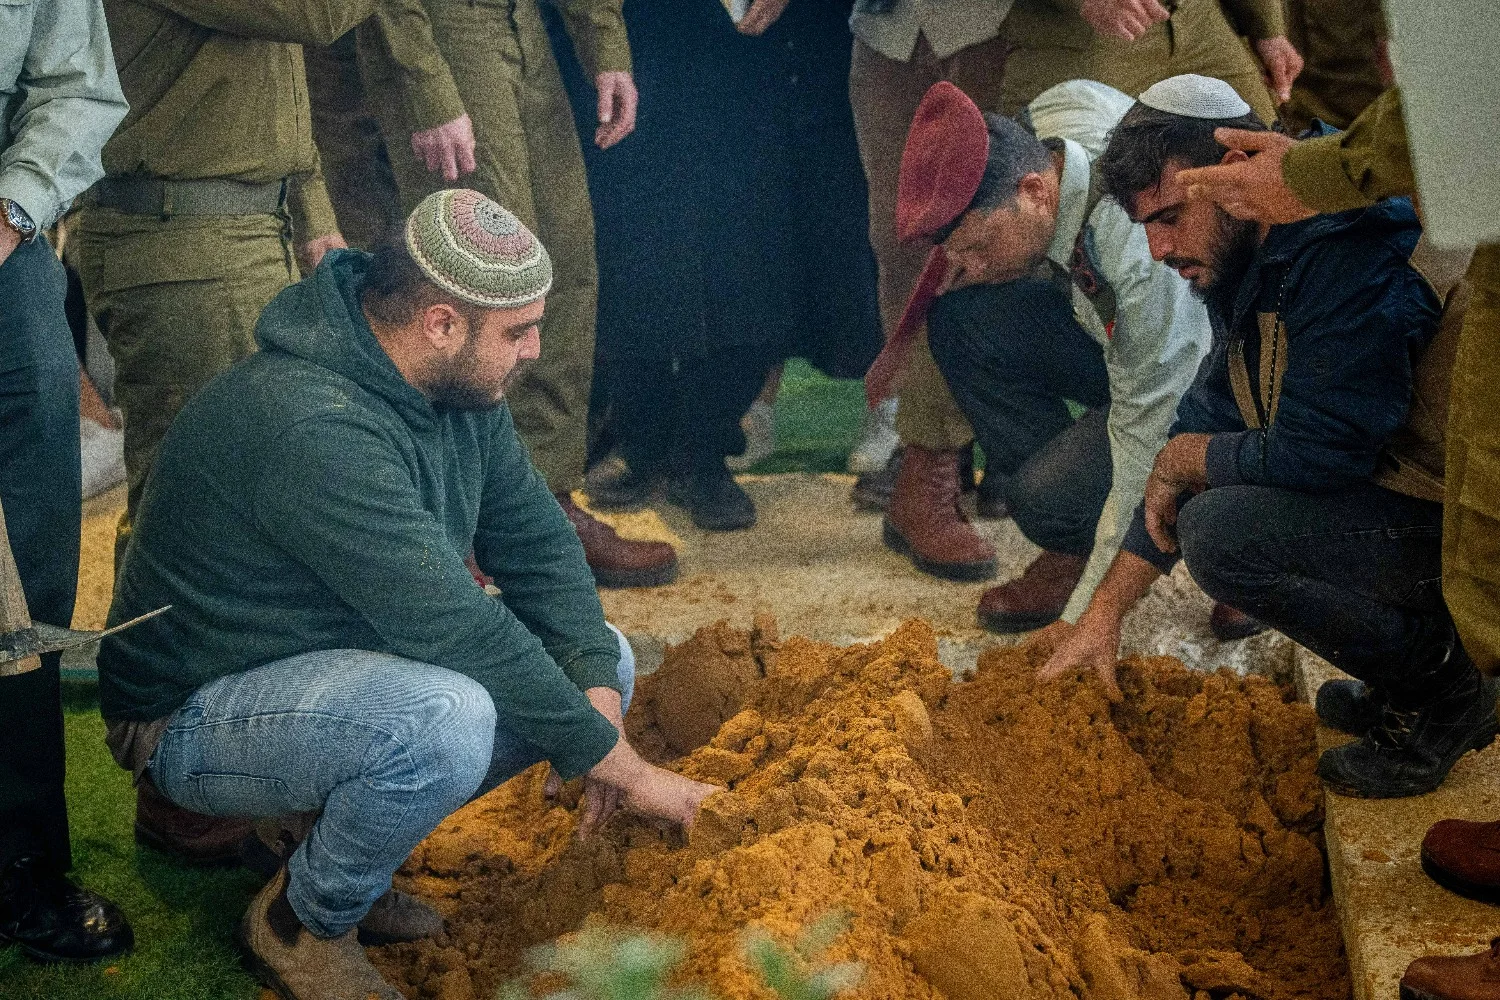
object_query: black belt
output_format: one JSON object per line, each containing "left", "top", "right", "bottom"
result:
{"left": 88, "top": 176, "right": 288, "bottom": 218}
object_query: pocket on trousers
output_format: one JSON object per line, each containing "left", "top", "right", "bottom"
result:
{"left": 185, "top": 773, "right": 290, "bottom": 818}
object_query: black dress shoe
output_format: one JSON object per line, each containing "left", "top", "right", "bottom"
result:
{"left": 0, "top": 855, "right": 134, "bottom": 963}
{"left": 584, "top": 456, "right": 659, "bottom": 512}
{"left": 668, "top": 463, "right": 756, "bottom": 531}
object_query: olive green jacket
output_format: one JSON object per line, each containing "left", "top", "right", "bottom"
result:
{"left": 1003, "top": 0, "right": 1285, "bottom": 61}
{"left": 1282, "top": 86, "right": 1414, "bottom": 213}
{"left": 99, "top": 0, "right": 377, "bottom": 240}
{"left": 357, "top": 0, "right": 631, "bottom": 134}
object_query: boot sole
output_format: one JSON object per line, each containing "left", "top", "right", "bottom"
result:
{"left": 583, "top": 491, "right": 651, "bottom": 514}
{"left": 883, "top": 522, "right": 997, "bottom": 582}
{"left": 1320, "top": 720, "right": 1499, "bottom": 799}
{"left": 590, "top": 561, "right": 680, "bottom": 589}
{"left": 0, "top": 929, "right": 133, "bottom": 965}
{"left": 1420, "top": 848, "right": 1500, "bottom": 905}
{"left": 978, "top": 607, "right": 1060, "bottom": 635}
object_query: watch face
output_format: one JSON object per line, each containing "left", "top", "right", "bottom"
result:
{"left": 5, "top": 200, "right": 35, "bottom": 235}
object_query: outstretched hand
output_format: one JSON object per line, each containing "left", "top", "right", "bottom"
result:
{"left": 1037, "top": 613, "right": 1123, "bottom": 702}
{"left": 594, "top": 71, "right": 639, "bottom": 149}
{"left": 411, "top": 113, "right": 478, "bottom": 182}
{"left": 1253, "top": 35, "right": 1303, "bottom": 105}
{"left": 1176, "top": 129, "right": 1316, "bottom": 224}
{"left": 1081, "top": 0, "right": 1170, "bottom": 41}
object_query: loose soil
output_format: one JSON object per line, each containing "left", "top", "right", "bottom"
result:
{"left": 372, "top": 618, "right": 1347, "bottom": 1000}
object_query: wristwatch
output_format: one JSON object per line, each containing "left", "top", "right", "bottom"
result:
{"left": 1, "top": 198, "right": 37, "bottom": 242}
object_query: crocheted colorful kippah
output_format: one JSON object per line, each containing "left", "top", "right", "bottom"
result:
{"left": 405, "top": 189, "right": 553, "bottom": 309}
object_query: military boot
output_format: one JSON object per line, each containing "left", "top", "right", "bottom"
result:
{"left": 1314, "top": 679, "right": 1387, "bottom": 737}
{"left": 1401, "top": 939, "right": 1500, "bottom": 1000}
{"left": 1422, "top": 818, "right": 1500, "bottom": 905}
{"left": 239, "top": 867, "right": 403, "bottom": 1000}
{"left": 882, "top": 445, "right": 996, "bottom": 581}
{"left": 1318, "top": 633, "right": 1498, "bottom": 799}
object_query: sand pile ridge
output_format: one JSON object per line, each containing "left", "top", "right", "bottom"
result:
{"left": 373, "top": 618, "right": 1345, "bottom": 1000}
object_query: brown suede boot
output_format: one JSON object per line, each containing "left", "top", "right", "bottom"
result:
{"left": 134, "top": 777, "right": 252, "bottom": 866}
{"left": 1210, "top": 602, "right": 1268, "bottom": 641}
{"left": 977, "top": 551, "right": 1087, "bottom": 633}
{"left": 1423, "top": 818, "right": 1500, "bottom": 904}
{"left": 557, "top": 492, "right": 679, "bottom": 588}
{"left": 1401, "top": 939, "right": 1500, "bottom": 1000}
{"left": 239, "top": 868, "right": 403, "bottom": 1000}
{"left": 882, "top": 445, "right": 996, "bottom": 581}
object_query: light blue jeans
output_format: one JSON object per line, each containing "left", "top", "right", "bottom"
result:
{"left": 147, "top": 625, "right": 634, "bottom": 937}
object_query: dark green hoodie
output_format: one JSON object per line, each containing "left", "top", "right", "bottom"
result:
{"left": 98, "top": 250, "right": 621, "bottom": 778}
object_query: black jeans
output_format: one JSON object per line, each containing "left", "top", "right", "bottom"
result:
{"left": 928, "top": 279, "right": 1112, "bottom": 555}
{"left": 1178, "top": 483, "right": 1456, "bottom": 699}
{"left": 0, "top": 237, "right": 81, "bottom": 872}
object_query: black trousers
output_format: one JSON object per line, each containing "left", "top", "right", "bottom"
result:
{"left": 1179, "top": 482, "right": 1459, "bottom": 699}
{"left": 928, "top": 279, "right": 1113, "bottom": 555}
{"left": 0, "top": 237, "right": 81, "bottom": 872}
{"left": 594, "top": 345, "right": 776, "bottom": 476}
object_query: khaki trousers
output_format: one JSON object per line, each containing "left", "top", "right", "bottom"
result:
{"left": 71, "top": 210, "right": 297, "bottom": 554}
{"left": 372, "top": 0, "right": 597, "bottom": 493}
{"left": 1444, "top": 245, "right": 1500, "bottom": 674}
{"left": 849, "top": 35, "right": 1009, "bottom": 452}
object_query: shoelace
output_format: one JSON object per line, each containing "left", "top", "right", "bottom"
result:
{"left": 1370, "top": 704, "right": 1422, "bottom": 751}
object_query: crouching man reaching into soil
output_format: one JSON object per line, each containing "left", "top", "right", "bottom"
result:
{"left": 1037, "top": 75, "right": 1496, "bottom": 802}
{"left": 95, "top": 189, "right": 717, "bottom": 1000}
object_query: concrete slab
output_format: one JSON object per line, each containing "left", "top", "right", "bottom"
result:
{"left": 1296, "top": 652, "right": 1500, "bottom": 1000}
{"left": 597, "top": 472, "right": 1297, "bottom": 680}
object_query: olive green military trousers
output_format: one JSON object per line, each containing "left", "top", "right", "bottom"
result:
{"left": 373, "top": 0, "right": 597, "bottom": 493}
{"left": 70, "top": 210, "right": 297, "bottom": 554}
{"left": 305, "top": 33, "right": 405, "bottom": 251}
{"left": 1282, "top": 0, "right": 1386, "bottom": 132}
{"left": 1444, "top": 245, "right": 1500, "bottom": 675}
{"left": 999, "top": 0, "right": 1276, "bottom": 121}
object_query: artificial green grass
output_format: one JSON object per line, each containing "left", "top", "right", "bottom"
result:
{"left": 0, "top": 684, "right": 263, "bottom": 1000}
{"left": 0, "top": 359, "right": 873, "bottom": 998}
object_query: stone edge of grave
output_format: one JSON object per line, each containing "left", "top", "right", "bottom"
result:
{"left": 1295, "top": 649, "right": 1500, "bottom": 1000}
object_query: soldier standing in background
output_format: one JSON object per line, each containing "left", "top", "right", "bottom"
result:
{"left": 357, "top": 0, "right": 681, "bottom": 589}
{"left": 67, "top": 0, "right": 381, "bottom": 866}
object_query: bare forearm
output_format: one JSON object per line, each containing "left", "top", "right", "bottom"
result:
{"left": 1083, "top": 550, "right": 1162, "bottom": 624}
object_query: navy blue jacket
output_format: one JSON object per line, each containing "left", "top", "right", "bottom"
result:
{"left": 1122, "top": 199, "right": 1442, "bottom": 573}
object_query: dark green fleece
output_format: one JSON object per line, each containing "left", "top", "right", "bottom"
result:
{"left": 98, "top": 250, "right": 621, "bottom": 779}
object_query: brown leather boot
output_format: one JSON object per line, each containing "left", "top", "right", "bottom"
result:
{"left": 557, "top": 492, "right": 679, "bottom": 588}
{"left": 977, "top": 551, "right": 1087, "bottom": 633}
{"left": 1401, "top": 939, "right": 1500, "bottom": 1000}
{"left": 1423, "top": 818, "right": 1500, "bottom": 904}
{"left": 1210, "top": 602, "right": 1268, "bottom": 641}
{"left": 883, "top": 445, "right": 997, "bottom": 581}
{"left": 134, "top": 776, "right": 252, "bottom": 866}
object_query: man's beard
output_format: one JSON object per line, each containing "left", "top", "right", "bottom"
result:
{"left": 423, "top": 338, "right": 525, "bottom": 411}
{"left": 1168, "top": 209, "right": 1259, "bottom": 312}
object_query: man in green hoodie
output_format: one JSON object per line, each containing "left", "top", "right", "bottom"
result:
{"left": 97, "top": 189, "right": 716, "bottom": 1000}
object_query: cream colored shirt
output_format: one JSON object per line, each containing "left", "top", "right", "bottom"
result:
{"left": 849, "top": 0, "right": 1013, "bottom": 62}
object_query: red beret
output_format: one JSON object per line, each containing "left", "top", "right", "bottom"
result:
{"left": 896, "top": 81, "right": 990, "bottom": 244}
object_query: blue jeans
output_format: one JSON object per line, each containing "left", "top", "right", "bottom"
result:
{"left": 147, "top": 625, "right": 635, "bottom": 937}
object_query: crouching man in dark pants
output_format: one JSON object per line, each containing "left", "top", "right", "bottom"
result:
{"left": 1039, "top": 76, "right": 1496, "bottom": 800}
{"left": 97, "top": 190, "right": 717, "bottom": 1000}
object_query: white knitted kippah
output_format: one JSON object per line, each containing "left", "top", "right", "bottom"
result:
{"left": 1138, "top": 74, "right": 1252, "bottom": 119}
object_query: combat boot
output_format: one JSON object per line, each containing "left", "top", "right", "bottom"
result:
{"left": 1401, "top": 939, "right": 1500, "bottom": 1000}
{"left": 557, "top": 492, "right": 679, "bottom": 587}
{"left": 1422, "top": 818, "right": 1500, "bottom": 905}
{"left": 883, "top": 445, "right": 996, "bottom": 581}
{"left": 1314, "top": 679, "right": 1387, "bottom": 737}
{"left": 134, "top": 776, "right": 252, "bottom": 866}
{"left": 1318, "top": 636, "right": 1498, "bottom": 798}
{"left": 239, "top": 867, "right": 404, "bottom": 1000}
{"left": 977, "top": 551, "right": 1086, "bottom": 633}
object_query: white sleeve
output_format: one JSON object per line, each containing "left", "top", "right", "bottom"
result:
{"left": 1061, "top": 202, "right": 1212, "bottom": 622}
